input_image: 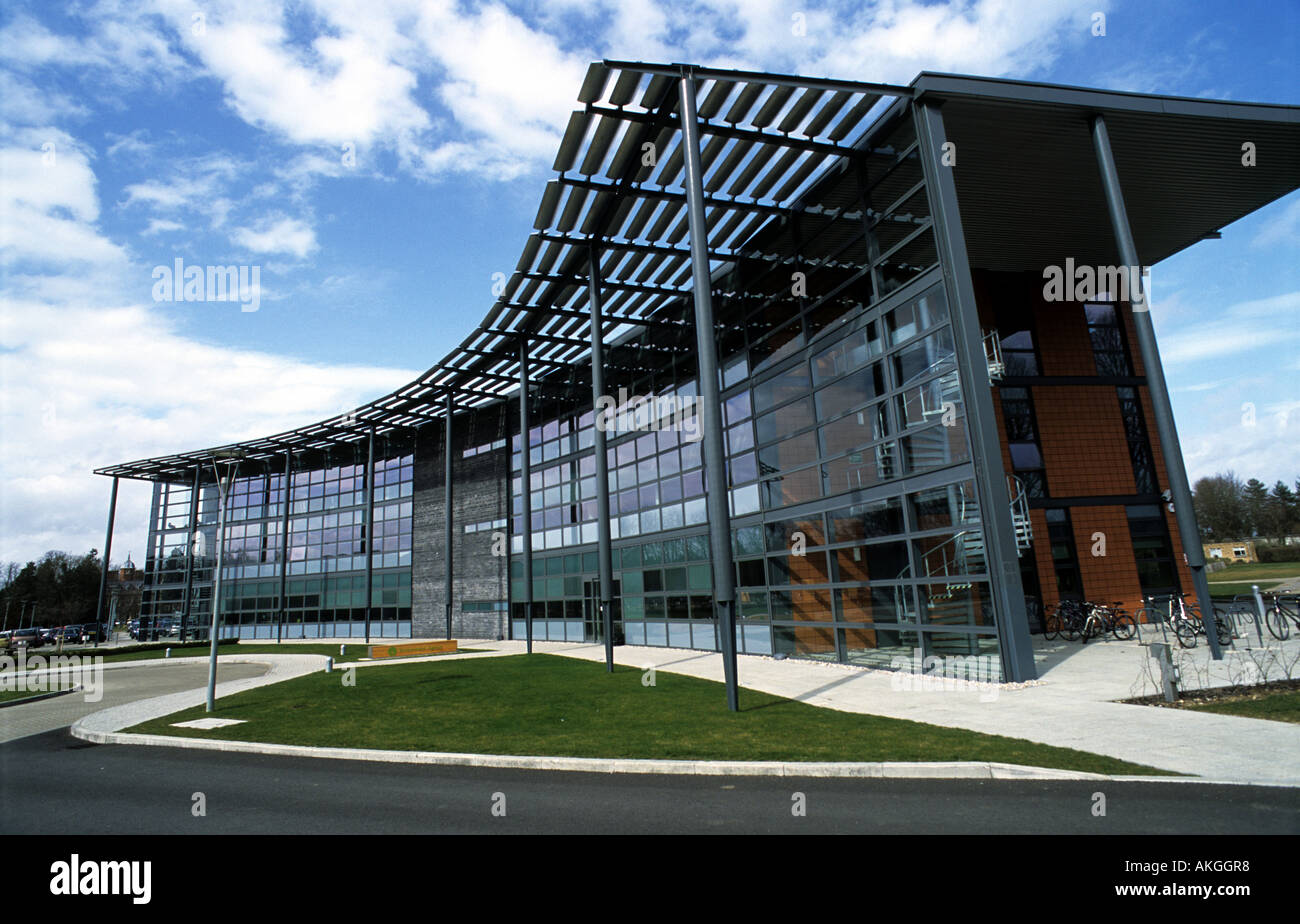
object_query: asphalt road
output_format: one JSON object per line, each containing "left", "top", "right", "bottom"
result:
{"left": 0, "top": 661, "right": 268, "bottom": 744}
{"left": 3, "top": 729, "right": 1298, "bottom": 834}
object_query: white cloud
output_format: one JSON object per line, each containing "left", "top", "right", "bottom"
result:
{"left": 0, "top": 125, "right": 413, "bottom": 564}
{"left": 1252, "top": 197, "right": 1300, "bottom": 249}
{"left": 230, "top": 215, "right": 318, "bottom": 258}
{"left": 1158, "top": 290, "right": 1300, "bottom": 365}
{"left": 142, "top": 218, "right": 184, "bottom": 235}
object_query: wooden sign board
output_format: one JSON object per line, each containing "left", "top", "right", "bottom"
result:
{"left": 368, "top": 640, "right": 458, "bottom": 660}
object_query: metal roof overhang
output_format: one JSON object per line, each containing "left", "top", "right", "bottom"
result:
{"left": 96, "top": 66, "right": 1298, "bottom": 483}
{"left": 911, "top": 73, "right": 1300, "bottom": 273}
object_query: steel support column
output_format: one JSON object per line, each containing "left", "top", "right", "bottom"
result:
{"left": 1090, "top": 113, "right": 1222, "bottom": 660}
{"left": 915, "top": 100, "right": 1037, "bottom": 682}
{"left": 587, "top": 245, "right": 615, "bottom": 672}
{"left": 205, "top": 460, "right": 238, "bottom": 713}
{"left": 92, "top": 477, "right": 119, "bottom": 649}
{"left": 444, "top": 391, "right": 454, "bottom": 640}
{"left": 519, "top": 340, "right": 534, "bottom": 654}
{"left": 276, "top": 451, "right": 291, "bottom": 643}
{"left": 364, "top": 428, "right": 376, "bottom": 645}
{"left": 179, "top": 467, "right": 201, "bottom": 642}
{"left": 679, "top": 70, "right": 739, "bottom": 711}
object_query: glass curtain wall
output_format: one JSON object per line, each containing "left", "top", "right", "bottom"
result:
{"left": 509, "top": 106, "right": 1007, "bottom": 677}
{"left": 141, "top": 446, "right": 415, "bottom": 639}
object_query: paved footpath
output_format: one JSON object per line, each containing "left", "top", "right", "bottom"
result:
{"left": 466, "top": 635, "right": 1300, "bottom": 785}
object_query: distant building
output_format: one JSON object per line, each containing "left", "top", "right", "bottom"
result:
{"left": 1203, "top": 540, "right": 1258, "bottom": 564}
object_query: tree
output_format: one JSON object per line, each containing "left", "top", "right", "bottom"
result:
{"left": 1267, "top": 481, "right": 1298, "bottom": 539}
{"left": 1192, "top": 472, "right": 1247, "bottom": 538}
{"left": 1243, "top": 478, "right": 1270, "bottom": 537}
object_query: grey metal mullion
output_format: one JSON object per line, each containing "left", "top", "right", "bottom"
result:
{"left": 913, "top": 100, "right": 1036, "bottom": 682}
{"left": 364, "top": 428, "right": 375, "bottom": 644}
{"left": 444, "top": 392, "right": 454, "bottom": 639}
{"left": 588, "top": 247, "right": 616, "bottom": 672}
{"left": 519, "top": 341, "right": 534, "bottom": 654}
{"left": 180, "top": 466, "right": 201, "bottom": 642}
{"left": 276, "top": 452, "right": 291, "bottom": 642}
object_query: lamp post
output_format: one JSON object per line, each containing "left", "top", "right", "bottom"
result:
{"left": 205, "top": 449, "right": 244, "bottom": 713}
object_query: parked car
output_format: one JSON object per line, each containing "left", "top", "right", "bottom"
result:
{"left": 80, "top": 623, "right": 108, "bottom": 643}
{"left": 9, "top": 627, "right": 44, "bottom": 649}
{"left": 54, "top": 626, "right": 82, "bottom": 643}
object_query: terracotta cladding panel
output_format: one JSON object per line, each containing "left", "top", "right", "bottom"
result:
{"left": 1034, "top": 300, "right": 1096, "bottom": 377}
{"left": 990, "top": 390, "right": 1015, "bottom": 473}
{"left": 1029, "top": 508, "right": 1058, "bottom": 609}
{"left": 1033, "top": 386, "right": 1136, "bottom": 496}
{"left": 1071, "top": 505, "right": 1146, "bottom": 614}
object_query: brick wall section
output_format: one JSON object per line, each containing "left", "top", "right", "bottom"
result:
{"left": 1035, "top": 299, "right": 1096, "bottom": 377}
{"left": 1028, "top": 508, "right": 1058, "bottom": 610}
{"left": 1137, "top": 375, "right": 1196, "bottom": 595}
{"left": 972, "top": 269, "right": 1195, "bottom": 618}
{"left": 1033, "top": 385, "right": 1136, "bottom": 496}
{"left": 412, "top": 417, "right": 510, "bottom": 640}
{"left": 1069, "top": 505, "right": 1146, "bottom": 615}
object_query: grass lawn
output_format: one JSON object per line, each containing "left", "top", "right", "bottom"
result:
{"left": 0, "top": 688, "right": 68, "bottom": 704}
{"left": 1208, "top": 562, "right": 1300, "bottom": 596}
{"left": 1209, "top": 582, "right": 1284, "bottom": 598}
{"left": 1186, "top": 691, "right": 1300, "bottom": 724}
{"left": 128, "top": 653, "right": 1175, "bottom": 776}
{"left": 1124, "top": 680, "right": 1300, "bottom": 724}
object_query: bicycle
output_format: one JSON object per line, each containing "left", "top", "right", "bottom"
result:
{"left": 1164, "top": 593, "right": 1232, "bottom": 649}
{"left": 1044, "top": 599, "right": 1088, "bottom": 641}
{"left": 1265, "top": 594, "right": 1300, "bottom": 641}
{"left": 1081, "top": 601, "right": 1137, "bottom": 643}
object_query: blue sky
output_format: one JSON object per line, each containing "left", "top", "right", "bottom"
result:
{"left": 0, "top": 0, "right": 1296, "bottom": 566}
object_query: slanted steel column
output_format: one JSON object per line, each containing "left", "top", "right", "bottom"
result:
{"left": 276, "top": 451, "right": 291, "bottom": 643}
{"left": 179, "top": 466, "right": 201, "bottom": 642}
{"left": 364, "top": 428, "right": 376, "bottom": 644}
{"left": 92, "top": 477, "right": 119, "bottom": 649}
{"left": 1091, "top": 113, "right": 1222, "bottom": 660}
{"left": 205, "top": 459, "right": 238, "bottom": 713}
{"left": 915, "top": 100, "right": 1037, "bottom": 682}
{"left": 519, "top": 340, "right": 534, "bottom": 654}
{"left": 444, "top": 391, "right": 455, "bottom": 639}
{"left": 587, "top": 245, "right": 615, "bottom": 672}
{"left": 679, "top": 69, "right": 739, "bottom": 711}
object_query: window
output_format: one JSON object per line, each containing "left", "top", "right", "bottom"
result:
{"left": 1127, "top": 505, "right": 1179, "bottom": 597}
{"left": 1045, "top": 508, "right": 1083, "bottom": 599}
{"left": 992, "top": 300, "right": 1040, "bottom": 376}
{"left": 1117, "top": 387, "right": 1157, "bottom": 495}
{"left": 999, "top": 388, "right": 1047, "bottom": 499}
{"left": 1085, "top": 303, "right": 1132, "bottom": 376}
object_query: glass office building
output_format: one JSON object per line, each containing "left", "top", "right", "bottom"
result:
{"left": 97, "top": 63, "right": 1300, "bottom": 682}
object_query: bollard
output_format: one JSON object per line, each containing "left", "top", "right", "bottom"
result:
{"left": 165, "top": 648, "right": 171, "bottom": 659}
{"left": 325, "top": 657, "right": 333, "bottom": 674}
{"left": 1149, "top": 642, "right": 1177, "bottom": 702}
{"left": 340, "top": 644, "right": 345, "bottom": 656}
{"left": 1250, "top": 585, "right": 1267, "bottom": 647}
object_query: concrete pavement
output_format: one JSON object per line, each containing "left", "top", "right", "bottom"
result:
{"left": 477, "top": 635, "right": 1300, "bottom": 785}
